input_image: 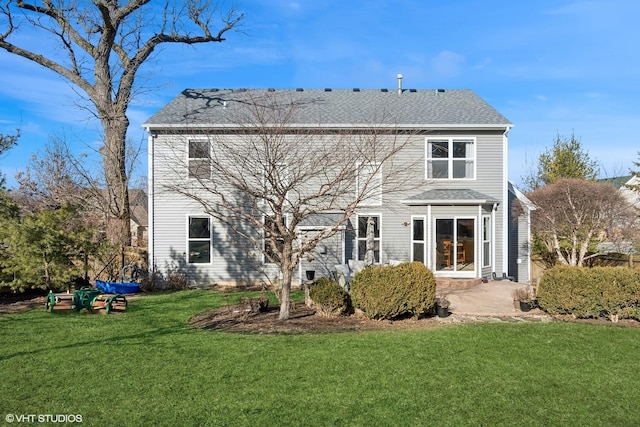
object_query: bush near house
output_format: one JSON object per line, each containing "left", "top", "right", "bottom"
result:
{"left": 350, "top": 262, "right": 436, "bottom": 320}
{"left": 537, "top": 266, "right": 640, "bottom": 320}
{"left": 309, "top": 277, "right": 349, "bottom": 316}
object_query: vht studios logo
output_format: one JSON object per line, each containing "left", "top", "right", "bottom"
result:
{"left": 5, "top": 414, "right": 83, "bottom": 423}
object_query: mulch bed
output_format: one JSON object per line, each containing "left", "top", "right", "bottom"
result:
{"left": 188, "top": 301, "right": 442, "bottom": 333}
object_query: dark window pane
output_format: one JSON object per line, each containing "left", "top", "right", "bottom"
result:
{"left": 189, "top": 241, "right": 210, "bottom": 263}
{"left": 358, "top": 216, "right": 379, "bottom": 238}
{"left": 189, "top": 217, "right": 210, "bottom": 239}
{"left": 189, "top": 141, "right": 209, "bottom": 159}
{"left": 413, "top": 219, "right": 424, "bottom": 241}
{"left": 452, "top": 140, "right": 470, "bottom": 158}
{"left": 430, "top": 160, "right": 448, "bottom": 178}
{"left": 413, "top": 242, "right": 424, "bottom": 263}
{"left": 430, "top": 141, "right": 448, "bottom": 158}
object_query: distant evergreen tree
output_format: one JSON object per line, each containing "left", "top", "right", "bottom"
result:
{"left": 523, "top": 131, "right": 599, "bottom": 190}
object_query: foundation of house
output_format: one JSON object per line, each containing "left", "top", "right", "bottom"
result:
{"left": 436, "top": 278, "right": 483, "bottom": 291}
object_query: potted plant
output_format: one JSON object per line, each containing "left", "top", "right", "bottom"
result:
{"left": 512, "top": 286, "right": 535, "bottom": 312}
{"left": 436, "top": 295, "right": 450, "bottom": 318}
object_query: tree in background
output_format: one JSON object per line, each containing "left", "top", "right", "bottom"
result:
{"left": 0, "top": 130, "right": 19, "bottom": 187}
{"left": 0, "top": 1, "right": 244, "bottom": 247}
{"left": 527, "top": 178, "right": 636, "bottom": 267}
{"left": 523, "top": 132, "right": 599, "bottom": 191}
{"left": 159, "top": 92, "right": 418, "bottom": 320}
{"left": 0, "top": 204, "right": 101, "bottom": 291}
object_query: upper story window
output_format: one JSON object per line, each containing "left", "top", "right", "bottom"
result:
{"left": 426, "top": 138, "right": 475, "bottom": 179}
{"left": 188, "top": 140, "right": 211, "bottom": 179}
{"left": 357, "top": 163, "right": 382, "bottom": 206}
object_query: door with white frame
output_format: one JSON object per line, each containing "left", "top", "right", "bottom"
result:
{"left": 434, "top": 217, "right": 476, "bottom": 276}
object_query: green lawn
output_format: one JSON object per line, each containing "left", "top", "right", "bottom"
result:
{"left": 1, "top": 290, "right": 640, "bottom": 426}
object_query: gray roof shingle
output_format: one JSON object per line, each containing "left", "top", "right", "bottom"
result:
{"left": 144, "top": 88, "right": 511, "bottom": 128}
{"left": 403, "top": 189, "right": 499, "bottom": 205}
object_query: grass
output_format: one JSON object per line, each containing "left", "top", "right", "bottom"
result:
{"left": 1, "top": 290, "right": 640, "bottom": 426}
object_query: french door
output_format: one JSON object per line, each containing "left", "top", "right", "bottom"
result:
{"left": 435, "top": 218, "right": 475, "bottom": 274}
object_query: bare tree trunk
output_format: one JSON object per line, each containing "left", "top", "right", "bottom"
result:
{"left": 102, "top": 115, "right": 131, "bottom": 247}
{"left": 279, "top": 267, "right": 292, "bottom": 320}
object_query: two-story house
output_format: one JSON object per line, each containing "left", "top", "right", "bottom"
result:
{"left": 144, "top": 85, "right": 524, "bottom": 287}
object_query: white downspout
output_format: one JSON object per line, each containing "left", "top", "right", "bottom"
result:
{"left": 492, "top": 202, "right": 498, "bottom": 278}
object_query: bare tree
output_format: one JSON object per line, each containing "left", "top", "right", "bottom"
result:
{"left": 0, "top": 130, "right": 19, "bottom": 155}
{"left": 528, "top": 178, "right": 636, "bottom": 266}
{"left": 0, "top": 1, "right": 244, "bottom": 246}
{"left": 159, "top": 92, "right": 417, "bottom": 320}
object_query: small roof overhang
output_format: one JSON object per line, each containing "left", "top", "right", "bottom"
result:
{"left": 402, "top": 189, "right": 499, "bottom": 206}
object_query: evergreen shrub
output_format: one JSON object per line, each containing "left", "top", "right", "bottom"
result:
{"left": 309, "top": 277, "right": 349, "bottom": 316}
{"left": 537, "top": 266, "right": 640, "bottom": 320}
{"left": 350, "top": 261, "right": 436, "bottom": 320}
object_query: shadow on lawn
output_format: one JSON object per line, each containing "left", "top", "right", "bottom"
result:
{"left": 0, "top": 324, "right": 185, "bottom": 362}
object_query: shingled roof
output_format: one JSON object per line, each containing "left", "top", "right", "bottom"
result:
{"left": 143, "top": 88, "right": 511, "bottom": 129}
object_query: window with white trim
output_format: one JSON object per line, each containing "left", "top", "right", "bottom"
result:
{"left": 483, "top": 215, "right": 491, "bottom": 267}
{"left": 188, "top": 140, "right": 210, "bottom": 179}
{"left": 426, "top": 138, "right": 475, "bottom": 179}
{"left": 188, "top": 216, "right": 211, "bottom": 264}
{"left": 357, "top": 163, "right": 382, "bottom": 206}
{"left": 357, "top": 215, "right": 381, "bottom": 263}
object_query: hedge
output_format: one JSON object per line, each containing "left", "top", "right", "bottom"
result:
{"left": 537, "top": 266, "right": 640, "bottom": 320}
{"left": 350, "top": 261, "right": 436, "bottom": 320}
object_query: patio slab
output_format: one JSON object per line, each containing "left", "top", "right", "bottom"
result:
{"left": 441, "top": 280, "right": 548, "bottom": 318}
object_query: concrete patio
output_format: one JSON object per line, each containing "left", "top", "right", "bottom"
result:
{"left": 438, "top": 280, "right": 548, "bottom": 320}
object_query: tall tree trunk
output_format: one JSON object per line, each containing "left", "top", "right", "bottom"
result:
{"left": 102, "top": 115, "right": 131, "bottom": 247}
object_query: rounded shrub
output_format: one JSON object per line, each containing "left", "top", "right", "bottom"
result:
{"left": 309, "top": 277, "right": 349, "bottom": 317}
{"left": 349, "top": 261, "right": 436, "bottom": 320}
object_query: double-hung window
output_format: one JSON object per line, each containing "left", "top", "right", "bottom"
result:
{"left": 188, "top": 216, "right": 211, "bottom": 264}
{"left": 188, "top": 140, "right": 211, "bottom": 179}
{"left": 426, "top": 138, "right": 475, "bottom": 179}
{"left": 357, "top": 215, "right": 381, "bottom": 263}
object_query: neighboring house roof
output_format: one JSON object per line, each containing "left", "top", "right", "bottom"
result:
{"left": 599, "top": 175, "right": 632, "bottom": 189}
{"left": 129, "top": 189, "right": 148, "bottom": 227}
{"left": 143, "top": 88, "right": 512, "bottom": 129}
{"left": 508, "top": 182, "right": 537, "bottom": 212}
{"left": 599, "top": 175, "right": 640, "bottom": 207}
{"left": 402, "top": 189, "right": 499, "bottom": 205}
{"left": 596, "top": 242, "right": 637, "bottom": 255}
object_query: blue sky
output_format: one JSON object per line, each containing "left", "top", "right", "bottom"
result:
{"left": 1, "top": 0, "right": 639, "bottom": 188}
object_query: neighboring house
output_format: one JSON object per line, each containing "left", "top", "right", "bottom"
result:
{"left": 144, "top": 86, "right": 520, "bottom": 286}
{"left": 129, "top": 189, "right": 148, "bottom": 247}
{"left": 508, "top": 182, "right": 536, "bottom": 284}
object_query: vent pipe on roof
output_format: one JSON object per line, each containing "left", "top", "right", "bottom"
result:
{"left": 397, "top": 73, "right": 403, "bottom": 95}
